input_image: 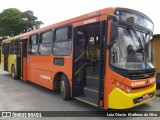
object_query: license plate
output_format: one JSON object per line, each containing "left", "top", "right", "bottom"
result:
{"left": 134, "top": 92, "right": 154, "bottom": 104}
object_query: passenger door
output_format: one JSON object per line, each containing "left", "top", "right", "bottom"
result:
{"left": 72, "top": 27, "right": 87, "bottom": 97}
{"left": 72, "top": 21, "right": 106, "bottom": 107}
{"left": 17, "top": 41, "right": 22, "bottom": 78}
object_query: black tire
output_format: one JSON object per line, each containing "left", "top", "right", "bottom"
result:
{"left": 60, "top": 74, "right": 71, "bottom": 100}
{"left": 11, "top": 65, "right": 17, "bottom": 79}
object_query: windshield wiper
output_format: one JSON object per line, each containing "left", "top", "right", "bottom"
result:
{"left": 129, "top": 25, "right": 147, "bottom": 69}
{"left": 130, "top": 26, "right": 144, "bottom": 50}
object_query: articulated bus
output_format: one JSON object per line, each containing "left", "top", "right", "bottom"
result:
{"left": 1, "top": 7, "right": 156, "bottom": 109}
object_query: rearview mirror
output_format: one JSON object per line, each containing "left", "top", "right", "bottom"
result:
{"left": 110, "top": 22, "right": 118, "bottom": 42}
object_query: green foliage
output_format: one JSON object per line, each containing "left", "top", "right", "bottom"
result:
{"left": 0, "top": 8, "right": 43, "bottom": 38}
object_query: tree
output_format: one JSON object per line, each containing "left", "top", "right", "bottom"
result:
{"left": 0, "top": 8, "right": 43, "bottom": 39}
{"left": 22, "top": 10, "right": 43, "bottom": 31}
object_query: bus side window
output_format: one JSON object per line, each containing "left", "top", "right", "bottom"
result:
{"left": 53, "top": 26, "right": 72, "bottom": 56}
{"left": 39, "top": 31, "right": 53, "bottom": 55}
{"left": 2, "top": 44, "right": 4, "bottom": 55}
{"left": 10, "top": 41, "right": 15, "bottom": 54}
{"left": 28, "top": 35, "right": 38, "bottom": 55}
{"left": 6, "top": 44, "right": 10, "bottom": 55}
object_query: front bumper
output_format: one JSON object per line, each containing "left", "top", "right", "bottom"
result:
{"left": 108, "top": 83, "right": 156, "bottom": 109}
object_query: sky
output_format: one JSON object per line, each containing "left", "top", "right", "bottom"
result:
{"left": 0, "top": 0, "right": 159, "bottom": 34}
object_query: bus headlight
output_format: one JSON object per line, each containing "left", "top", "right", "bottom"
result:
{"left": 116, "top": 82, "right": 120, "bottom": 87}
{"left": 114, "top": 80, "right": 131, "bottom": 93}
{"left": 126, "top": 87, "right": 131, "bottom": 93}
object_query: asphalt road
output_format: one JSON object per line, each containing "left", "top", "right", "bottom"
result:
{"left": 0, "top": 68, "right": 160, "bottom": 120}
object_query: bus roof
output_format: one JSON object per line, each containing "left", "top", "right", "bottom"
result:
{"left": 19, "top": 7, "right": 116, "bottom": 38}
{"left": 2, "top": 36, "right": 19, "bottom": 43}
{"left": 3, "top": 7, "right": 152, "bottom": 42}
{"left": 2, "top": 7, "right": 117, "bottom": 42}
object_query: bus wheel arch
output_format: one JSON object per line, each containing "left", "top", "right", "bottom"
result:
{"left": 11, "top": 64, "right": 17, "bottom": 79}
{"left": 53, "top": 72, "right": 71, "bottom": 100}
{"left": 53, "top": 72, "right": 63, "bottom": 90}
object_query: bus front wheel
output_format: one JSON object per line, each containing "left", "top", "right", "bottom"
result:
{"left": 11, "top": 65, "right": 17, "bottom": 79}
{"left": 60, "top": 74, "right": 71, "bottom": 100}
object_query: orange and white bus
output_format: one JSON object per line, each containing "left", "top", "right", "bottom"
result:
{"left": 1, "top": 7, "right": 156, "bottom": 109}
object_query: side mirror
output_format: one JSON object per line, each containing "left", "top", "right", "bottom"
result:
{"left": 110, "top": 22, "right": 118, "bottom": 42}
{"left": 107, "top": 14, "right": 119, "bottom": 49}
{"left": 107, "top": 22, "right": 118, "bottom": 48}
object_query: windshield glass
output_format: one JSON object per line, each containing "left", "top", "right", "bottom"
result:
{"left": 115, "top": 10, "right": 154, "bottom": 31}
{"left": 111, "top": 27, "right": 154, "bottom": 70}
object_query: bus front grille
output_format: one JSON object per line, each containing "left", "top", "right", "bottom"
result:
{"left": 127, "top": 71, "right": 155, "bottom": 80}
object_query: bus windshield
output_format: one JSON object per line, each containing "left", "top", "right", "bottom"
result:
{"left": 115, "top": 10, "right": 154, "bottom": 31}
{"left": 111, "top": 27, "right": 155, "bottom": 70}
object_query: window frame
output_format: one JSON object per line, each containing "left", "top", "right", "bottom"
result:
{"left": 39, "top": 30, "right": 53, "bottom": 56}
{"left": 28, "top": 34, "right": 39, "bottom": 55}
{"left": 10, "top": 40, "right": 16, "bottom": 54}
{"left": 1, "top": 43, "right": 5, "bottom": 55}
{"left": 53, "top": 25, "right": 72, "bottom": 56}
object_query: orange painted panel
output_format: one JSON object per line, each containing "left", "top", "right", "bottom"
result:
{"left": 73, "top": 17, "right": 99, "bottom": 27}
{"left": 26, "top": 55, "right": 73, "bottom": 90}
{"left": 26, "top": 56, "right": 31, "bottom": 80}
{"left": 36, "top": 69, "right": 53, "bottom": 89}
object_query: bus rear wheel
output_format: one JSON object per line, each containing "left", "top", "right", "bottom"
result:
{"left": 60, "top": 74, "right": 71, "bottom": 100}
{"left": 11, "top": 65, "right": 17, "bottom": 79}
